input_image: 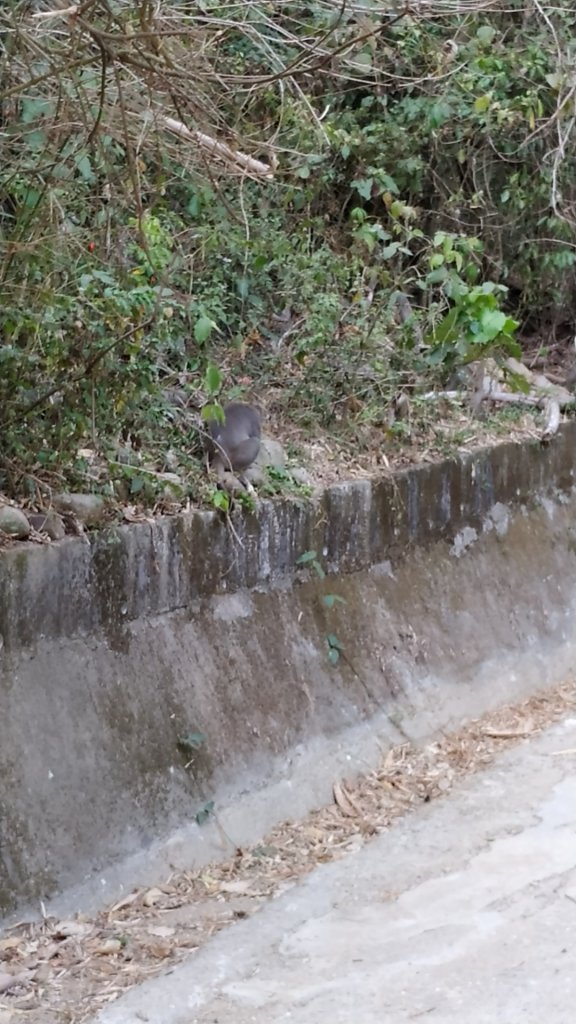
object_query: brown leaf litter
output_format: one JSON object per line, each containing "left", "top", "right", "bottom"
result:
{"left": 1, "top": 680, "right": 575, "bottom": 1023}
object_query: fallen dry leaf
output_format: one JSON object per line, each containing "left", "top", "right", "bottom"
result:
{"left": 122, "top": 507, "right": 155, "bottom": 525}
{"left": 142, "top": 888, "right": 164, "bottom": 908}
{"left": 333, "top": 780, "right": 360, "bottom": 817}
{"left": 93, "top": 939, "right": 122, "bottom": 956}
{"left": 218, "top": 881, "right": 254, "bottom": 896}
{"left": 0, "top": 939, "right": 20, "bottom": 954}
{"left": 146, "top": 926, "right": 175, "bottom": 939}
{"left": 143, "top": 939, "right": 172, "bottom": 960}
{"left": 108, "top": 893, "right": 139, "bottom": 916}
{"left": 53, "top": 921, "right": 92, "bottom": 940}
{"left": 0, "top": 972, "right": 32, "bottom": 995}
{"left": 482, "top": 728, "right": 533, "bottom": 738}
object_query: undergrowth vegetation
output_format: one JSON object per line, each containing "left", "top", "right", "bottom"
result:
{"left": 1, "top": 1, "right": 575, "bottom": 507}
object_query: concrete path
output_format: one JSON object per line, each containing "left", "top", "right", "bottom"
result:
{"left": 96, "top": 717, "right": 576, "bottom": 1024}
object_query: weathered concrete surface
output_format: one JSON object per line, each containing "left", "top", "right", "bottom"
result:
{"left": 95, "top": 717, "right": 576, "bottom": 1024}
{"left": 2, "top": 424, "right": 576, "bottom": 651}
{"left": 2, "top": 426, "right": 576, "bottom": 915}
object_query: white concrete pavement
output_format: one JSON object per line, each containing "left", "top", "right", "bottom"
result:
{"left": 96, "top": 716, "right": 576, "bottom": 1024}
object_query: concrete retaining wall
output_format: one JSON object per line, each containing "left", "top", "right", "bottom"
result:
{"left": 2, "top": 426, "right": 576, "bottom": 917}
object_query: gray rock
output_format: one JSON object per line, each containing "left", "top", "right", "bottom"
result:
{"left": 114, "top": 446, "right": 140, "bottom": 466}
{"left": 164, "top": 448, "right": 179, "bottom": 472}
{"left": 242, "top": 438, "right": 288, "bottom": 486}
{"left": 28, "top": 511, "right": 66, "bottom": 541}
{"left": 243, "top": 465, "right": 266, "bottom": 486}
{"left": 291, "top": 467, "right": 313, "bottom": 487}
{"left": 0, "top": 505, "right": 31, "bottom": 539}
{"left": 255, "top": 438, "right": 287, "bottom": 470}
{"left": 53, "top": 492, "right": 107, "bottom": 526}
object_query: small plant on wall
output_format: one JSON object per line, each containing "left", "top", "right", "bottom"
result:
{"left": 296, "top": 550, "right": 347, "bottom": 665}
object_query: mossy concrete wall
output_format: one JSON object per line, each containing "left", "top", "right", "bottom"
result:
{"left": 2, "top": 426, "right": 576, "bottom": 917}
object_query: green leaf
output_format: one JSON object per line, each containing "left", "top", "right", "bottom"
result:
{"left": 474, "top": 94, "right": 491, "bottom": 114}
{"left": 429, "top": 101, "right": 452, "bottom": 128}
{"left": 328, "top": 647, "right": 340, "bottom": 665}
{"left": 503, "top": 338, "right": 522, "bottom": 359}
{"left": 349, "top": 50, "right": 372, "bottom": 69}
{"left": 381, "top": 242, "right": 400, "bottom": 260}
{"left": 323, "top": 594, "right": 346, "bottom": 609}
{"left": 326, "top": 633, "right": 344, "bottom": 651}
{"left": 76, "top": 154, "right": 95, "bottom": 184}
{"left": 388, "top": 195, "right": 411, "bottom": 216}
{"left": 425, "top": 268, "right": 448, "bottom": 285}
{"left": 236, "top": 276, "right": 250, "bottom": 299}
{"left": 424, "top": 344, "right": 451, "bottom": 367}
{"left": 194, "top": 316, "right": 214, "bottom": 344}
{"left": 425, "top": 307, "right": 459, "bottom": 347}
{"left": 92, "top": 269, "right": 117, "bottom": 286}
{"left": 204, "top": 363, "right": 221, "bottom": 395}
{"left": 476, "top": 25, "right": 496, "bottom": 45}
{"left": 212, "top": 490, "right": 229, "bottom": 512}
{"left": 478, "top": 308, "right": 507, "bottom": 340}
{"left": 297, "top": 550, "right": 318, "bottom": 565}
{"left": 187, "top": 193, "right": 200, "bottom": 217}
{"left": 202, "top": 402, "right": 224, "bottom": 424}
{"left": 352, "top": 177, "right": 374, "bottom": 201}
{"left": 501, "top": 315, "right": 519, "bottom": 336}
{"left": 355, "top": 225, "right": 378, "bottom": 252}
{"left": 21, "top": 97, "right": 54, "bottom": 122}
{"left": 25, "top": 130, "right": 46, "bottom": 153}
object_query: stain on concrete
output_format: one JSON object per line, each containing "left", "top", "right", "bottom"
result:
{"left": 91, "top": 530, "right": 130, "bottom": 653}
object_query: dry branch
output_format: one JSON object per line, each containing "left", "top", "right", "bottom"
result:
{"left": 31, "top": 5, "right": 79, "bottom": 20}
{"left": 422, "top": 351, "right": 576, "bottom": 441}
{"left": 542, "top": 398, "right": 561, "bottom": 439}
{"left": 159, "top": 117, "right": 274, "bottom": 179}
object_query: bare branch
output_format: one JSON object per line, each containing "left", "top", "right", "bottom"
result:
{"left": 159, "top": 116, "right": 274, "bottom": 179}
{"left": 30, "top": 6, "right": 79, "bottom": 21}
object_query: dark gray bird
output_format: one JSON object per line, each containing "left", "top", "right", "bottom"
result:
{"left": 206, "top": 402, "right": 261, "bottom": 479}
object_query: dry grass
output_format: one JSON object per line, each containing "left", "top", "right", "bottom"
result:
{"left": 280, "top": 403, "right": 542, "bottom": 490}
{"left": 1, "top": 680, "right": 575, "bottom": 1022}
{"left": 0, "top": 382, "right": 551, "bottom": 541}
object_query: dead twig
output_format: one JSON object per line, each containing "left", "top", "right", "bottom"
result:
{"left": 159, "top": 116, "right": 274, "bottom": 179}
